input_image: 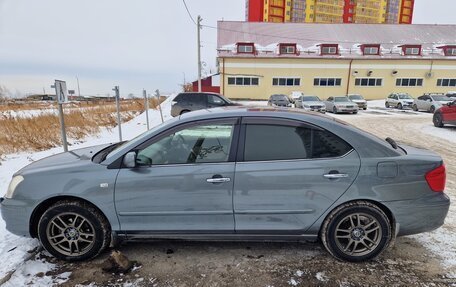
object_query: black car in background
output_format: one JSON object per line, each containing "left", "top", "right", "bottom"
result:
{"left": 171, "top": 92, "right": 239, "bottom": 117}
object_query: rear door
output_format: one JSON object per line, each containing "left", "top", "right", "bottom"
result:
{"left": 233, "top": 117, "right": 361, "bottom": 233}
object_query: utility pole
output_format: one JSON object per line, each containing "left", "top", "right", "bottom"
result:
{"left": 76, "top": 76, "right": 81, "bottom": 97}
{"left": 143, "top": 89, "right": 150, "bottom": 130}
{"left": 197, "top": 15, "right": 202, "bottom": 92}
{"left": 155, "top": 89, "right": 164, "bottom": 123}
{"left": 113, "top": 86, "right": 122, "bottom": 142}
{"left": 53, "top": 80, "right": 69, "bottom": 152}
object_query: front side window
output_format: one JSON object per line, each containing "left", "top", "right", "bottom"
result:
{"left": 243, "top": 124, "right": 352, "bottom": 162}
{"left": 208, "top": 95, "right": 226, "bottom": 106}
{"left": 136, "top": 123, "right": 235, "bottom": 166}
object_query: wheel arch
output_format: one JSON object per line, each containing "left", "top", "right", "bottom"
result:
{"left": 318, "top": 199, "right": 396, "bottom": 237}
{"left": 29, "top": 195, "right": 110, "bottom": 238}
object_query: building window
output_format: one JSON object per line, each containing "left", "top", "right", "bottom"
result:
{"left": 272, "top": 77, "right": 301, "bottom": 86}
{"left": 437, "top": 79, "right": 456, "bottom": 87}
{"left": 227, "top": 77, "right": 259, "bottom": 86}
{"left": 402, "top": 45, "right": 421, "bottom": 56}
{"left": 438, "top": 46, "right": 456, "bottom": 56}
{"left": 355, "top": 78, "right": 383, "bottom": 86}
{"left": 362, "top": 45, "right": 380, "bottom": 55}
{"left": 396, "top": 78, "right": 423, "bottom": 87}
{"left": 279, "top": 43, "right": 297, "bottom": 54}
{"left": 320, "top": 44, "right": 338, "bottom": 55}
{"left": 237, "top": 43, "right": 255, "bottom": 54}
{"left": 314, "top": 78, "right": 342, "bottom": 86}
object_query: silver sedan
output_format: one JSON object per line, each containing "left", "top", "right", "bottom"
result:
{"left": 325, "top": 96, "right": 359, "bottom": 114}
{"left": 1, "top": 107, "right": 450, "bottom": 263}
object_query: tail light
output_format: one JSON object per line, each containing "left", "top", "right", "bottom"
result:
{"left": 425, "top": 164, "right": 446, "bottom": 192}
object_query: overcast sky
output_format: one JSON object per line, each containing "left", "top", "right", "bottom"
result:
{"left": 0, "top": 0, "right": 454, "bottom": 97}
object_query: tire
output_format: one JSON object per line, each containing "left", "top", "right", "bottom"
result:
{"left": 397, "top": 103, "right": 403, "bottom": 110}
{"left": 430, "top": 106, "right": 436, "bottom": 113}
{"left": 320, "top": 201, "right": 392, "bottom": 262}
{"left": 353, "top": 111, "right": 358, "bottom": 114}
{"left": 333, "top": 107, "right": 338, "bottom": 114}
{"left": 433, "top": 113, "right": 444, "bottom": 128}
{"left": 385, "top": 102, "right": 389, "bottom": 108}
{"left": 38, "top": 200, "right": 111, "bottom": 261}
{"left": 412, "top": 104, "right": 418, "bottom": 111}
{"left": 363, "top": 108, "right": 367, "bottom": 110}
{"left": 180, "top": 110, "right": 190, "bottom": 115}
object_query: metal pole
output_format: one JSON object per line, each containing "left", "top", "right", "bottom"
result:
{"left": 113, "top": 86, "right": 122, "bottom": 142}
{"left": 143, "top": 89, "right": 150, "bottom": 130}
{"left": 197, "top": 15, "right": 202, "bottom": 92}
{"left": 76, "top": 76, "right": 81, "bottom": 97}
{"left": 53, "top": 83, "right": 68, "bottom": 152}
{"left": 155, "top": 89, "right": 164, "bottom": 123}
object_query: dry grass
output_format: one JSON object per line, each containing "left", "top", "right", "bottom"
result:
{"left": 0, "top": 98, "right": 165, "bottom": 156}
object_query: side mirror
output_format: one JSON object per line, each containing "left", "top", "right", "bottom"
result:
{"left": 123, "top": 151, "right": 137, "bottom": 168}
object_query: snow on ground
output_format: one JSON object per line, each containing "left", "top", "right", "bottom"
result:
{"left": 0, "top": 95, "right": 175, "bottom": 283}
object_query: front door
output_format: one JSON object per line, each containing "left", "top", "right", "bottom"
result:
{"left": 233, "top": 118, "right": 360, "bottom": 233}
{"left": 114, "top": 118, "right": 239, "bottom": 233}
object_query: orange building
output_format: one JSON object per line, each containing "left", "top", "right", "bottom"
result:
{"left": 246, "top": 0, "right": 414, "bottom": 24}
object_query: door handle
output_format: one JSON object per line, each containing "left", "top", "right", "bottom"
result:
{"left": 323, "top": 173, "right": 348, "bottom": 179}
{"left": 206, "top": 176, "right": 231, "bottom": 183}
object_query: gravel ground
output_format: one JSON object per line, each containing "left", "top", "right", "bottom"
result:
{"left": 49, "top": 107, "right": 456, "bottom": 287}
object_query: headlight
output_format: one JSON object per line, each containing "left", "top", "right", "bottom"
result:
{"left": 5, "top": 175, "right": 24, "bottom": 199}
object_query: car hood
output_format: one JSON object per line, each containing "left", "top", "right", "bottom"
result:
{"left": 15, "top": 144, "right": 111, "bottom": 176}
{"left": 302, "top": 101, "right": 325, "bottom": 106}
{"left": 351, "top": 100, "right": 366, "bottom": 103}
{"left": 334, "top": 102, "right": 357, "bottom": 106}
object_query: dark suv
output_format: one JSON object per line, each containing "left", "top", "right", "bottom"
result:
{"left": 171, "top": 92, "right": 238, "bottom": 117}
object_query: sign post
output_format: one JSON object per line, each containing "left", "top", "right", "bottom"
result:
{"left": 143, "top": 89, "right": 150, "bottom": 130}
{"left": 113, "top": 86, "right": 123, "bottom": 142}
{"left": 155, "top": 89, "right": 164, "bottom": 123}
{"left": 54, "top": 80, "right": 69, "bottom": 152}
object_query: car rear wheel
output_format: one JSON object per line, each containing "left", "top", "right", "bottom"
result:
{"left": 320, "top": 201, "right": 392, "bottom": 262}
{"left": 430, "top": 106, "right": 436, "bottom": 113}
{"left": 38, "top": 200, "right": 111, "bottom": 261}
{"left": 433, "top": 113, "right": 444, "bottom": 128}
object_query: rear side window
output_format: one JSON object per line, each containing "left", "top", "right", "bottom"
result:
{"left": 175, "top": 94, "right": 205, "bottom": 104}
{"left": 244, "top": 124, "right": 352, "bottom": 162}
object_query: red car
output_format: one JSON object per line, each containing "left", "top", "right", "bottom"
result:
{"left": 433, "top": 100, "right": 456, "bottom": 127}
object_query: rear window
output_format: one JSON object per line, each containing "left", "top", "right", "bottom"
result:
{"left": 244, "top": 124, "right": 352, "bottom": 162}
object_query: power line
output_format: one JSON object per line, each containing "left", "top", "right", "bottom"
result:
{"left": 182, "top": 0, "right": 196, "bottom": 25}
{"left": 202, "top": 24, "right": 449, "bottom": 46}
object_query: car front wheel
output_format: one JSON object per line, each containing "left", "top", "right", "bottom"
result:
{"left": 397, "top": 103, "right": 403, "bottom": 110}
{"left": 433, "top": 113, "right": 444, "bottom": 128}
{"left": 412, "top": 104, "right": 418, "bottom": 111}
{"left": 320, "top": 201, "right": 392, "bottom": 262}
{"left": 333, "top": 107, "right": 338, "bottom": 114}
{"left": 38, "top": 200, "right": 111, "bottom": 261}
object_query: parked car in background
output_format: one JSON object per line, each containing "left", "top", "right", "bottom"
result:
{"left": 348, "top": 94, "right": 367, "bottom": 110}
{"left": 171, "top": 92, "right": 239, "bottom": 117}
{"left": 267, "top": 94, "right": 292, "bottom": 107}
{"left": 446, "top": 92, "right": 456, "bottom": 99}
{"left": 1, "top": 107, "right": 449, "bottom": 262}
{"left": 295, "top": 95, "right": 326, "bottom": 113}
{"left": 385, "top": 93, "right": 414, "bottom": 109}
{"left": 412, "top": 93, "right": 454, "bottom": 113}
{"left": 290, "top": 91, "right": 304, "bottom": 103}
{"left": 325, "top": 96, "right": 359, "bottom": 114}
{"left": 433, "top": 100, "right": 456, "bottom": 127}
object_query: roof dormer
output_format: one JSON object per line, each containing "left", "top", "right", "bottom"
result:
{"left": 401, "top": 45, "right": 422, "bottom": 56}
{"left": 320, "top": 44, "right": 339, "bottom": 56}
{"left": 279, "top": 43, "right": 298, "bottom": 55}
{"left": 361, "top": 44, "right": 381, "bottom": 56}
{"left": 437, "top": 45, "right": 456, "bottom": 56}
{"left": 237, "top": 42, "right": 255, "bottom": 54}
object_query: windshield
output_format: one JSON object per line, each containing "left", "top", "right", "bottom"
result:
{"left": 272, "top": 95, "right": 289, "bottom": 101}
{"left": 398, "top": 94, "right": 412, "bottom": 99}
{"left": 349, "top": 95, "right": 363, "bottom": 100}
{"left": 335, "top": 97, "right": 350, "bottom": 102}
{"left": 432, "top": 96, "right": 451, "bottom": 101}
{"left": 303, "top": 96, "right": 320, "bottom": 101}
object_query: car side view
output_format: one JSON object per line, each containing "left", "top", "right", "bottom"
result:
{"left": 170, "top": 92, "right": 239, "bottom": 117}
{"left": 413, "top": 93, "right": 453, "bottom": 113}
{"left": 433, "top": 100, "right": 456, "bottom": 127}
{"left": 1, "top": 107, "right": 450, "bottom": 263}
{"left": 385, "top": 93, "right": 414, "bottom": 109}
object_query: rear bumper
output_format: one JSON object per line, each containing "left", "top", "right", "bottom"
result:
{"left": 0, "top": 198, "right": 33, "bottom": 237}
{"left": 383, "top": 192, "right": 450, "bottom": 237}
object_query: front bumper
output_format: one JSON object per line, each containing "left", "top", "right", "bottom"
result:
{"left": 304, "top": 107, "right": 326, "bottom": 113}
{"left": 336, "top": 107, "right": 358, "bottom": 112}
{"left": 0, "top": 197, "right": 33, "bottom": 237}
{"left": 383, "top": 192, "right": 450, "bottom": 237}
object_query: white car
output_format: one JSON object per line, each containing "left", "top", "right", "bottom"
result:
{"left": 385, "top": 93, "right": 414, "bottom": 109}
{"left": 348, "top": 94, "right": 367, "bottom": 110}
{"left": 295, "top": 95, "right": 326, "bottom": 113}
{"left": 412, "top": 94, "right": 454, "bottom": 113}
